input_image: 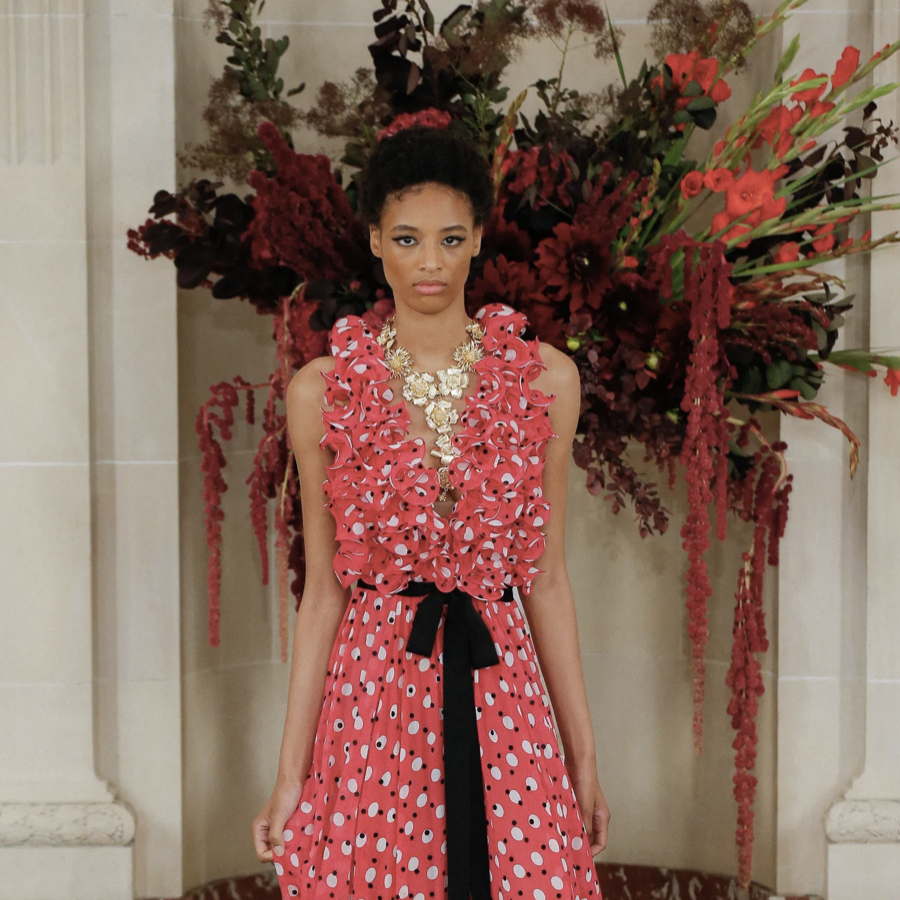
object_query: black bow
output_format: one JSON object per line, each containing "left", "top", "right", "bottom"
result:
{"left": 361, "top": 580, "right": 516, "bottom": 900}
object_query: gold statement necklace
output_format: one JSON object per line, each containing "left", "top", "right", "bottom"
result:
{"left": 377, "top": 315, "right": 485, "bottom": 501}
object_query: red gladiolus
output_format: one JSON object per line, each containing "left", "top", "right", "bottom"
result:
{"left": 812, "top": 222, "right": 835, "bottom": 253}
{"left": 704, "top": 168, "right": 735, "bottom": 192}
{"left": 376, "top": 107, "right": 452, "bottom": 140}
{"left": 885, "top": 369, "right": 900, "bottom": 396}
{"left": 726, "top": 168, "right": 782, "bottom": 220}
{"left": 790, "top": 67, "right": 828, "bottom": 105}
{"left": 809, "top": 100, "right": 836, "bottom": 118}
{"left": 712, "top": 211, "right": 753, "bottom": 247}
{"left": 681, "top": 170, "right": 705, "bottom": 199}
{"left": 773, "top": 242, "right": 800, "bottom": 264}
{"left": 832, "top": 46, "right": 861, "bottom": 89}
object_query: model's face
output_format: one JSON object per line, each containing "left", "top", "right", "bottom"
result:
{"left": 368, "top": 182, "right": 484, "bottom": 315}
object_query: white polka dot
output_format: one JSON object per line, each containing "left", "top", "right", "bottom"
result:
{"left": 572, "top": 835, "right": 583, "bottom": 850}
{"left": 506, "top": 752, "right": 519, "bottom": 766}
{"left": 511, "top": 826, "right": 524, "bottom": 841}
{"left": 531, "top": 851, "right": 543, "bottom": 865}
{"left": 533, "top": 890, "right": 546, "bottom": 900}
{"left": 408, "top": 720, "right": 420, "bottom": 735}
{"left": 326, "top": 873, "right": 338, "bottom": 888}
{"left": 427, "top": 865, "right": 439, "bottom": 880}
{"left": 332, "top": 812, "right": 344, "bottom": 826}
{"left": 282, "top": 829, "right": 293, "bottom": 841}
{"left": 365, "top": 867, "right": 376, "bottom": 883}
{"left": 274, "top": 863, "right": 283, "bottom": 876}
{"left": 290, "top": 853, "right": 299, "bottom": 866}
{"left": 551, "top": 876, "right": 565, "bottom": 889}
{"left": 409, "top": 856, "right": 419, "bottom": 871}
{"left": 502, "top": 715, "right": 515, "bottom": 729}
{"left": 513, "top": 864, "right": 526, "bottom": 878}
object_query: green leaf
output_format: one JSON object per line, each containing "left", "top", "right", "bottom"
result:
{"left": 766, "top": 359, "right": 794, "bottom": 389}
{"left": 682, "top": 80, "right": 704, "bottom": 98}
{"left": 773, "top": 34, "right": 800, "bottom": 84}
{"left": 605, "top": 3, "right": 627, "bottom": 88}
{"left": 686, "top": 96, "right": 716, "bottom": 111}
{"left": 673, "top": 109, "right": 692, "bottom": 125}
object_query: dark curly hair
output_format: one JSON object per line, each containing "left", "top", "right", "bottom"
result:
{"left": 357, "top": 125, "right": 495, "bottom": 229}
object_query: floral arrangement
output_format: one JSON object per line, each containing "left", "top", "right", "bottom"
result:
{"left": 128, "top": 0, "right": 900, "bottom": 884}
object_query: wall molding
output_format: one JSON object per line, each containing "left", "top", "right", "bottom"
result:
{"left": 0, "top": 801, "right": 135, "bottom": 846}
{"left": 827, "top": 800, "right": 900, "bottom": 844}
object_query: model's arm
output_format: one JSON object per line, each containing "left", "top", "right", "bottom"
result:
{"left": 252, "top": 356, "right": 351, "bottom": 863}
{"left": 520, "top": 342, "right": 610, "bottom": 855}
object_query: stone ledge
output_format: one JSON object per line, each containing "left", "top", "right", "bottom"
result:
{"left": 0, "top": 802, "right": 135, "bottom": 846}
{"left": 827, "top": 800, "right": 900, "bottom": 843}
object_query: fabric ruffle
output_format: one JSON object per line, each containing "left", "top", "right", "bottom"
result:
{"left": 319, "top": 302, "right": 557, "bottom": 600}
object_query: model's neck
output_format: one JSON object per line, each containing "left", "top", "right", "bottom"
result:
{"left": 391, "top": 304, "right": 473, "bottom": 366}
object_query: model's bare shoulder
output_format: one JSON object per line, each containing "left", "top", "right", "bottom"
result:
{"left": 285, "top": 356, "right": 336, "bottom": 447}
{"left": 532, "top": 339, "right": 579, "bottom": 400}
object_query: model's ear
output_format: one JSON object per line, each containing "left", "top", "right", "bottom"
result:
{"left": 472, "top": 224, "right": 483, "bottom": 258}
{"left": 369, "top": 224, "right": 382, "bottom": 258}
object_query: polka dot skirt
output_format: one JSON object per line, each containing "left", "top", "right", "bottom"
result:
{"left": 274, "top": 585, "right": 602, "bottom": 900}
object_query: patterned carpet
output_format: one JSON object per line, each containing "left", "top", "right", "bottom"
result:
{"left": 154, "top": 863, "right": 816, "bottom": 900}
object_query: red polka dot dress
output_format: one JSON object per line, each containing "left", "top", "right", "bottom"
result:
{"left": 274, "top": 303, "right": 603, "bottom": 900}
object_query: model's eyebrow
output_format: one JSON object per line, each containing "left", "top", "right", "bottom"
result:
{"left": 389, "top": 224, "right": 468, "bottom": 233}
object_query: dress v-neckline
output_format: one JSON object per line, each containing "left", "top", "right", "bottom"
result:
{"left": 369, "top": 318, "right": 491, "bottom": 527}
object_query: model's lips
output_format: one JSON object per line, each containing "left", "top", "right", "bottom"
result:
{"left": 414, "top": 280, "right": 447, "bottom": 294}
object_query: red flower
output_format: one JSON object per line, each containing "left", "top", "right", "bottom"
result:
{"left": 755, "top": 105, "right": 802, "bottom": 157}
{"left": 884, "top": 369, "right": 900, "bottom": 396}
{"left": 376, "top": 107, "right": 452, "bottom": 140}
{"left": 773, "top": 242, "right": 800, "bottom": 264}
{"left": 790, "top": 68, "right": 828, "bottom": 105}
{"left": 711, "top": 211, "right": 752, "bottom": 247}
{"left": 681, "top": 170, "right": 705, "bottom": 199}
{"left": 809, "top": 100, "right": 835, "bottom": 118}
{"left": 725, "top": 168, "right": 784, "bottom": 224}
{"left": 812, "top": 222, "right": 835, "bottom": 253}
{"left": 832, "top": 46, "right": 861, "bottom": 89}
{"left": 704, "top": 168, "right": 735, "bottom": 192}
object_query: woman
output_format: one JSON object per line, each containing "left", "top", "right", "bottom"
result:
{"left": 252, "top": 125, "right": 610, "bottom": 900}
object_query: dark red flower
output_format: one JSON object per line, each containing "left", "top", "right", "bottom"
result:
{"left": 535, "top": 222, "right": 611, "bottom": 312}
{"left": 246, "top": 122, "right": 368, "bottom": 282}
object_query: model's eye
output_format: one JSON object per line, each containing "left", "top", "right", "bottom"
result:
{"left": 394, "top": 236, "right": 416, "bottom": 246}
{"left": 392, "top": 236, "right": 465, "bottom": 247}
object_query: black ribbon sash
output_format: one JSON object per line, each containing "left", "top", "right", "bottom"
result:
{"left": 359, "top": 579, "right": 516, "bottom": 900}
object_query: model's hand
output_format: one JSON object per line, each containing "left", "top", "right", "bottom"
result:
{"left": 571, "top": 770, "right": 610, "bottom": 856}
{"left": 252, "top": 777, "right": 305, "bottom": 863}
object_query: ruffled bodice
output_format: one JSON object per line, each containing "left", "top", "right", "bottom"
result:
{"left": 319, "top": 302, "right": 557, "bottom": 601}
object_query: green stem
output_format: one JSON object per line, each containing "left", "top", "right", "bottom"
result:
{"left": 549, "top": 22, "right": 576, "bottom": 118}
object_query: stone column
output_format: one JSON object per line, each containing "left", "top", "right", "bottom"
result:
{"left": 774, "top": 2, "right": 873, "bottom": 896}
{"left": 826, "top": 4, "right": 900, "bottom": 894}
{"left": 0, "top": 1, "right": 134, "bottom": 897}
